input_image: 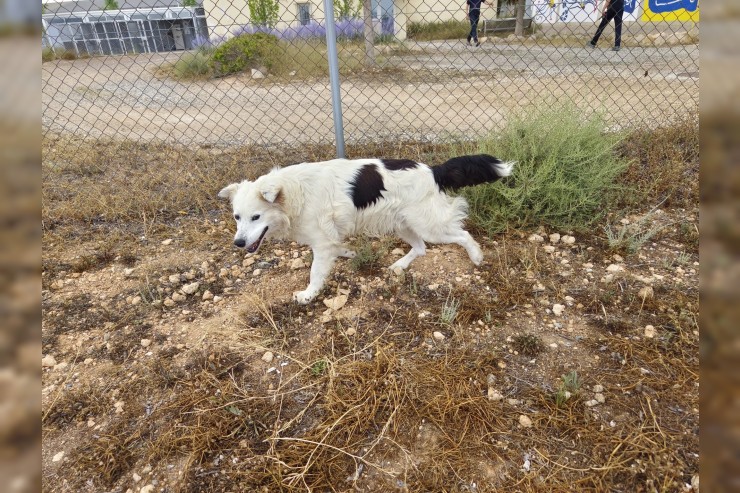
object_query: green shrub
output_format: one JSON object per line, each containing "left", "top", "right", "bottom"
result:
{"left": 211, "top": 33, "right": 282, "bottom": 76}
{"left": 459, "top": 103, "right": 629, "bottom": 234}
{"left": 171, "top": 49, "right": 213, "bottom": 79}
{"left": 408, "top": 20, "right": 469, "bottom": 41}
{"left": 42, "top": 47, "right": 56, "bottom": 62}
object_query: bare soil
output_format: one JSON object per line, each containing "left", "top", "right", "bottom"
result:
{"left": 42, "top": 160, "right": 699, "bottom": 491}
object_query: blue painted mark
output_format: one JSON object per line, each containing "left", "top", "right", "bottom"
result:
{"left": 647, "top": 0, "right": 698, "bottom": 13}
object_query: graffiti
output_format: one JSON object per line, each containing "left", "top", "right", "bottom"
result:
{"left": 642, "top": 0, "right": 699, "bottom": 21}
{"left": 648, "top": 0, "right": 697, "bottom": 13}
{"left": 532, "top": 0, "right": 598, "bottom": 22}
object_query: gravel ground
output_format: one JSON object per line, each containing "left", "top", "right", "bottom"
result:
{"left": 42, "top": 38, "right": 698, "bottom": 148}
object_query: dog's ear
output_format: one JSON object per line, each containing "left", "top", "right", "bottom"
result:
{"left": 259, "top": 184, "right": 282, "bottom": 204}
{"left": 218, "top": 183, "right": 239, "bottom": 200}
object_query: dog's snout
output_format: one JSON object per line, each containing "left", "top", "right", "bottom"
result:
{"left": 234, "top": 238, "right": 246, "bottom": 248}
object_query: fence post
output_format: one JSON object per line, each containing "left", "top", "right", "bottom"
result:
{"left": 323, "top": 0, "right": 346, "bottom": 158}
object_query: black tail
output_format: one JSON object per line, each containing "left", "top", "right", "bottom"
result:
{"left": 432, "top": 154, "right": 514, "bottom": 192}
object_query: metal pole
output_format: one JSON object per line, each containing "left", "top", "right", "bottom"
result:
{"left": 323, "top": 0, "right": 346, "bottom": 158}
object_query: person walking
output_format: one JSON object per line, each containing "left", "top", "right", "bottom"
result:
{"left": 466, "top": 0, "right": 487, "bottom": 47}
{"left": 587, "top": 0, "right": 624, "bottom": 51}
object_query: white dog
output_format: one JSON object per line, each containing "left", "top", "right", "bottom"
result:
{"left": 219, "top": 154, "right": 513, "bottom": 303}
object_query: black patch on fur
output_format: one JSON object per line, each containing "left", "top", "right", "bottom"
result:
{"left": 432, "top": 154, "right": 506, "bottom": 191}
{"left": 349, "top": 164, "right": 386, "bottom": 209}
{"left": 381, "top": 159, "right": 419, "bottom": 171}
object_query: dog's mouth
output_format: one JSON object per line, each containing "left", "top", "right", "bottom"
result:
{"left": 246, "top": 227, "right": 268, "bottom": 254}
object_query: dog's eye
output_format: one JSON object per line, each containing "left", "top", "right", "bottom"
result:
{"left": 251, "top": 214, "right": 260, "bottom": 221}
{"left": 234, "top": 214, "right": 240, "bottom": 221}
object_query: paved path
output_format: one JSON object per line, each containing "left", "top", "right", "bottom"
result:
{"left": 42, "top": 39, "right": 698, "bottom": 147}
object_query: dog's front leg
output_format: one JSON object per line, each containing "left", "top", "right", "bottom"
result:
{"left": 293, "top": 248, "right": 336, "bottom": 304}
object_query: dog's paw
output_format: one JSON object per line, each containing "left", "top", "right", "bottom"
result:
{"left": 469, "top": 249, "right": 484, "bottom": 266}
{"left": 339, "top": 249, "right": 356, "bottom": 259}
{"left": 293, "top": 289, "right": 316, "bottom": 304}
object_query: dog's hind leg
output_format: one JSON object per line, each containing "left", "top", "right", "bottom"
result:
{"left": 390, "top": 228, "right": 427, "bottom": 271}
{"left": 432, "top": 229, "right": 484, "bottom": 266}
{"left": 293, "top": 247, "right": 337, "bottom": 304}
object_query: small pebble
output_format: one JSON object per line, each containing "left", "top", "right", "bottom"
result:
{"left": 518, "top": 415, "right": 533, "bottom": 428}
{"left": 644, "top": 325, "right": 656, "bottom": 338}
{"left": 141, "top": 339, "right": 151, "bottom": 348}
{"left": 261, "top": 351, "right": 274, "bottom": 363}
{"left": 433, "top": 331, "right": 446, "bottom": 341}
{"left": 52, "top": 451, "right": 65, "bottom": 462}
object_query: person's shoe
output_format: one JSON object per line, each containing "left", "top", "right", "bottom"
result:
{"left": 612, "top": 45, "right": 621, "bottom": 51}
{"left": 475, "top": 41, "right": 481, "bottom": 47}
{"left": 467, "top": 38, "right": 472, "bottom": 46}
{"left": 586, "top": 41, "right": 596, "bottom": 48}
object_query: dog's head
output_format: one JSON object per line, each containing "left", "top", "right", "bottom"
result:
{"left": 218, "top": 179, "right": 290, "bottom": 254}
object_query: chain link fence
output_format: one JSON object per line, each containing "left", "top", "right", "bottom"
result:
{"left": 41, "top": 0, "right": 698, "bottom": 151}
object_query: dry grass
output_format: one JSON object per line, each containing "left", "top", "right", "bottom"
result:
{"left": 42, "top": 120, "right": 698, "bottom": 492}
{"left": 618, "top": 113, "right": 699, "bottom": 209}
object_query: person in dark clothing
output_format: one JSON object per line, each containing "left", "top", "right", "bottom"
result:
{"left": 466, "top": 0, "right": 487, "bottom": 47}
{"left": 587, "top": 0, "right": 624, "bottom": 51}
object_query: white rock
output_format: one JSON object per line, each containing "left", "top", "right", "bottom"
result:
{"left": 543, "top": 245, "right": 556, "bottom": 253}
{"left": 562, "top": 235, "right": 576, "bottom": 245}
{"left": 52, "top": 451, "right": 65, "bottom": 462}
{"left": 163, "top": 298, "right": 175, "bottom": 307}
{"left": 549, "top": 233, "right": 561, "bottom": 244}
{"left": 171, "top": 292, "right": 186, "bottom": 302}
{"left": 202, "top": 290, "right": 214, "bottom": 300}
{"left": 261, "top": 351, "right": 274, "bottom": 363}
{"left": 251, "top": 68, "right": 265, "bottom": 79}
{"left": 161, "top": 238, "right": 173, "bottom": 245}
{"left": 345, "top": 327, "right": 356, "bottom": 336}
{"left": 518, "top": 415, "right": 533, "bottom": 428}
{"left": 181, "top": 282, "right": 199, "bottom": 295}
{"left": 290, "top": 258, "right": 305, "bottom": 270}
{"left": 140, "top": 485, "right": 155, "bottom": 493}
{"left": 213, "top": 295, "right": 223, "bottom": 303}
{"left": 593, "top": 384, "right": 604, "bottom": 393}
{"left": 606, "top": 264, "right": 624, "bottom": 273}
{"left": 168, "top": 274, "right": 181, "bottom": 283}
{"left": 124, "top": 268, "right": 135, "bottom": 277}
{"left": 487, "top": 388, "right": 503, "bottom": 401}
{"left": 552, "top": 304, "right": 565, "bottom": 316}
{"left": 132, "top": 472, "right": 141, "bottom": 482}
{"left": 644, "top": 325, "right": 656, "bottom": 338}
{"left": 114, "top": 400, "right": 125, "bottom": 413}
{"left": 323, "top": 295, "right": 348, "bottom": 311}
{"left": 252, "top": 269, "right": 262, "bottom": 277}
{"left": 42, "top": 355, "right": 57, "bottom": 367}
{"left": 528, "top": 234, "right": 544, "bottom": 243}
{"left": 585, "top": 399, "right": 599, "bottom": 407}
{"left": 691, "top": 474, "right": 699, "bottom": 491}
{"left": 391, "top": 248, "right": 405, "bottom": 255}
{"left": 141, "top": 339, "right": 151, "bottom": 348}
{"left": 613, "top": 254, "right": 624, "bottom": 262}
{"left": 595, "top": 393, "right": 606, "bottom": 403}
{"left": 549, "top": 343, "right": 558, "bottom": 349}
{"left": 427, "top": 283, "right": 439, "bottom": 291}
{"left": 131, "top": 296, "right": 142, "bottom": 305}
{"left": 432, "top": 331, "right": 446, "bottom": 341}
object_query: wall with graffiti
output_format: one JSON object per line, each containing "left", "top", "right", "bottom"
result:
{"left": 530, "top": 0, "right": 698, "bottom": 23}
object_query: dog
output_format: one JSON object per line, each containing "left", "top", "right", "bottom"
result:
{"left": 218, "top": 154, "right": 513, "bottom": 304}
